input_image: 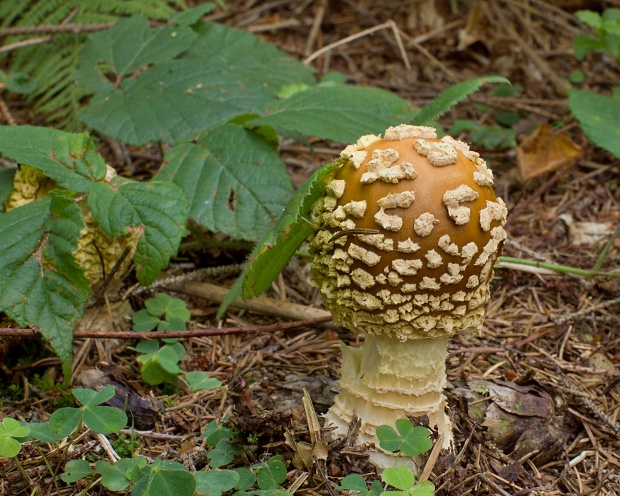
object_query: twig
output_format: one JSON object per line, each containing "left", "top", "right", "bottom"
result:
{"left": 304, "top": 20, "right": 410, "bottom": 70}
{"left": 304, "top": 0, "right": 327, "bottom": 57}
{"left": 0, "top": 316, "right": 333, "bottom": 340}
{"left": 507, "top": 163, "right": 576, "bottom": 226}
{"left": 0, "top": 94, "right": 17, "bottom": 125}
{"left": 552, "top": 295, "right": 620, "bottom": 325}
{"left": 169, "top": 281, "right": 337, "bottom": 328}
{"left": 0, "top": 22, "right": 115, "bottom": 37}
{"left": 0, "top": 36, "right": 53, "bottom": 54}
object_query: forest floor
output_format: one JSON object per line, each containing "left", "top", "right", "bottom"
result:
{"left": 1, "top": 0, "right": 619, "bottom": 494}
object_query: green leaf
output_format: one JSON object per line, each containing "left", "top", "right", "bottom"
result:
{"left": 0, "top": 418, "right": 29, "bottom": 439}
{"left": 576, "top": 10, "right": 603, "bottom": 30}
{"left": 239, "top": 159, "right": 343, "bottom": 301}
{"left": 568, "top": 89, "right": 620, "bottom": 158}
{"left": 195, "top": 469, "right": 240, "bottom": 496}
{"left": 0, "top": 168, "right": 15, "bottom": 212}
{"left": 573, "top": 34, "right": 605, "bottom": 60}
{"left": 208, "top": 449, "right": 235, "bottom": 468}
{"left": 395, "top": 421, "right": 432, "bottom": 457}
{"left": 376, "top": 425, "right": 401, "bottom": 453}
{"left": 409, "top": 481, "right": 435, "bottom": 496}
{"left": 49, "top": 407, "right": 82, "bottom": 438}
{"left": 138, "top": 344, "right": 183, "bottom": 385}
{"left": 133, "top": 309, "right": 161, "bottom": 332}
{"left": 88, "top": 178, "right": 188, "bottom": 286}
{"left": 234, "top": 467, "right": 256, "bottom": 491}
{"left": 131, "top": 460, "right": 196, "bottom": 496}
{"left": 251, "top": 85, "right": 413, "bottom": 143}
{"left": 171, "top": 4, "right": 216, "bottom": 26}
{"left": 256, "top": 457, "right": 287, "bottom": 490}
{"left": 159, "top": 316, "right": 186, "bottom": 333}
{"left": 0, "top": 418, "right": 29, "bottom": 458}
{"left": 157, "top": 124, "right": 292, "bottom": 242}
{"left": 412, "top": 76, "right": 509, "bottom": 125}
{"left": 0, "top": 126, "right": 106, "bottom": 192}
{"left": 61, "top": 459, "right": 93, "bottom": 483}
{"left": 73, "top": 385, "right": 115, "bottom": 406}
{"left": 184, "top": 21, "right": 314, "bottom": 92}
{"left": 182, "top": 371, "right": 222, "bottom": 392}
{"left": 202, "top": 421, "right": 232, "bottom": 447}
{"left": 0, "top": 436, "right": 22, "bottom": 458}
{"left": 381, "top": 466, "right": 414, "bottom": 491}
{"left": 0, "top": 193, "right": 89, "bottom": 379}
{"left": 96, "top": 458, "right": 148, "bottom": 491}
{"left": 79, "top": 21, "right": 314, "bottom": 145}
{"left": 337, "top": 474, "right": 368, "bottom": 493}
{"left": 26, "top": 421, "right": 64, "bottom": 443}
{"left": 82, "top": 405, "right": 127, "bottom": 435}
{"left": 77, "top": 16, "right": 198, "bottom": 85}
{"left": 146, "top": 295, "right": 168, "bottom": 316}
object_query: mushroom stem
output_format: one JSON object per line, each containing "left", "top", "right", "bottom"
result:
{"left": 325, "top": 334, "right": 452, "bottom": 471}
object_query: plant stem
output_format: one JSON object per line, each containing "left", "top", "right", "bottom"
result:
{"left": 498, "top": 256, "right": 620, "bottom": 278}
{"left": 33, "top": 442, "right": 60, "bottom": 494}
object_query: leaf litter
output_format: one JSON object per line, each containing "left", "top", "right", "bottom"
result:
{"left": 0, "top": 1, "right": 619, "bottom": 495}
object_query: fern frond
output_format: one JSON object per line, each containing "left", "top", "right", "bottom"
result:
{"left": 1, "top": 0, "right": 188, "bottom": 130}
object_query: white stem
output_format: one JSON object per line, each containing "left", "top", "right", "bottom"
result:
{"left": 324, "top": 334, "right": 452, "bottom": 470}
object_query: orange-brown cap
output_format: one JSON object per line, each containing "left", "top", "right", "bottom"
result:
{"left": 309, "top": 125, "right": 507, "bottom": 340}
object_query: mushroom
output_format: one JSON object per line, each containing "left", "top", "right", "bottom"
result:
{"left": 308, "top": 124, "right": 507, "bottom": 470}
{"left": 6, "top": 165, "right": 139, "bottom": 289}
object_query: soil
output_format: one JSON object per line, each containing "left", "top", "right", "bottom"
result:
{"left": 0, "top": 1, "right": 619, "bottom": 495}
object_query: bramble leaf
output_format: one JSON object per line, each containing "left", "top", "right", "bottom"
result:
{"left": 250, "top": 85, "right": 414, "bottom": 143}
{"left": 238, "top": 159, "right": 343, "bottom": 301}
{"left": 157, "top": 124, "right": 292, "bottom": 242}
{"left": 0, "top": 126, "right": 106, "bottom": 192}
{"left": 568, "top": 89, "right": 620, "bottom": 158}
{"left": 88, "top": 177, "right": 188, "bottom": 286}
{"left": 0, "top": 169, "right": 15, "bottom": 211}
{"left": 0, "top": 192, "right": 89, "bottom": 379}
{"left": 412, "top": 76, "right": 509, "bottom": 125}
{"left": 77, "top": 16, "right": 198, "bottom": 89}
{"left": 79, "top": 21, "right": 314, "bottom": 145}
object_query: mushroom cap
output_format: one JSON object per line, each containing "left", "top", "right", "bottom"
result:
{"left": 309, "top": 125, "right": 507, "bottom": 340}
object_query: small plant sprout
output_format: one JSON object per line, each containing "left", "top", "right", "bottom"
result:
{"left": 0, "top": 417, "right": 29, "bottom": 458}
{"left": 130, "top": 294, "right": 222, "bottom": 390}
{"left": 309, "top": 124, "right": 507, "bottom": 470}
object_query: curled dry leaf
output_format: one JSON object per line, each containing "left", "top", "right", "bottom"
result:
{"left": 516, "top": 123, "right": 583, "bottom": 181}
{"left": 559, "top": 214, "right": 617, "bottom": 246}
{"left": 457, "top": 379, "right": 567, "bottom": 464}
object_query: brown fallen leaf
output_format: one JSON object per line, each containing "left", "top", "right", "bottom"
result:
{"left": 516, "top": 123, "right": 583, "bottom": 181}
{"left": 456, "top": 379, "right": 567, "bottom": 464}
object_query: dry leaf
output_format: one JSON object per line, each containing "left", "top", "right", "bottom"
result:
{"left": 558, "top": 214, "right": 616, "bottom": 246}
{"left": 516, "top": 123, "right": 583, "bottom": 181}
{"left": 458, "top": 6, "right": 487, "bottom": 51}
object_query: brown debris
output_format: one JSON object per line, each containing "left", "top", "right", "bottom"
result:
{"left": 0, "top": 1, "right": 619, "bottom": 495}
